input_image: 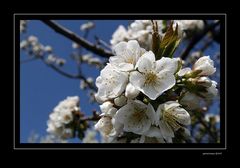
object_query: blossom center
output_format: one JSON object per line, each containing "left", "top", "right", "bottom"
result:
{"left": 64, "top": 115, "right": 71, "bottom": 122}
{"left": 144, "top": 72, "right": 157, "bottom": 85}
{"left": 162, "top": 110, "right": 181, "bottom": 131}
{"left": 126, "top": 57, "right": 134, "bottom": 64}
{"left": 131, "top": 107, "right": 146, "bottom": 122}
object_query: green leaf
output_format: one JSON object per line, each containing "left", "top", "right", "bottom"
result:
{"left": 156, "top": 22, "right": 181, "bottom": 59}
{"left": 162, "top": 20, "right": 168, "bottom": 33}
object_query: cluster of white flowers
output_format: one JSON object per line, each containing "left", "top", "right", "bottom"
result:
{"left": 21, "top": 35, "right": 66, "bottom": 66}
{"left": 47, "top": 96, "right": 80, "bottom": 138}
{"left": 20, "top": 20, "right": 28, "bottom": 33}
{"left": 46, "top": 54, "right": 66, "bottom": 66}
{"left": 111, "top": 20, "right": 205, "bottom": 49}
{"left": 174, "top": 20, "right": 205, "bottom": 38}
{"left": 94, "top": 40, "right": 196, "bottom": 143}
{"left": 20, "top": 36, "right": 45, "bottom": 57}
{"left": 178, "top": 56, "right": 218, "bottom": 110}
{"left": 111, "top": 20, "right": 165, "bottom": 50}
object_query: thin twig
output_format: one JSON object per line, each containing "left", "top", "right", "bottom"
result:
{"left": 41, "top": 20, "right": 113, "bottom": 58}
{"left": 40, "top": 57, "right": 97, "bottom": 91}
{"left": 81, "top": 111, "right": 101, "bottom": 121}
{"left": 180, "top": 21, "right": 220, "bottom": 60}
{"left": 94, "top": 36, "right": 112, "bottom": 50}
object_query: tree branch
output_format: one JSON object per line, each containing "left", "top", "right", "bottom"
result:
{"left": 41, "top": 20, "right": 113, "bottom": 58}
{"left": 180, "top": 21, "right": 220, "bottom": 60}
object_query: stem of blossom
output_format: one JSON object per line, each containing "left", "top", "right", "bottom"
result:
{"left": 41, "top": 20, "right": 113, "bottom": 58}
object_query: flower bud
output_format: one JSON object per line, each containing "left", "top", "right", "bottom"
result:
{"left": 100, "top": 101, "right": 117, "bottom": 116}
{"left": 193, "top": 56, "right": 216, "bottom": 76}
{"left": 114, "top": 95, "right": 127, "bottom": 107}
{"left": 125, "top": 83, "right": 140, "bottom": 99}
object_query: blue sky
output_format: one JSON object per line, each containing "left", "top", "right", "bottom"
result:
{"left": 20, "top": 20, "right": 220, "bottom": 143}
{"left": 20, "top": 20, "right": 129, "bottom": 143}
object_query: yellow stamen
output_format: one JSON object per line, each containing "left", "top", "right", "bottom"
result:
{"left": 144, "top": 72, "right": 157, "bottom": 85}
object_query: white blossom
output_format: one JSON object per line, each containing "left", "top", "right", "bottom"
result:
{"left": 125, "top": 83, "right": 140, "bottom": 99}
{"left": 130, "top": 51, "right": 178, "bottom": 100}
{"left": 194, "top": 76, "right": 213, "bottom": 87}
{"left": 100, "top": 101, "right": 117, "bottom": 117}
{"left": 193, "top": 56, "right": 216, "bottom": 76}
{"left": 202, "top": 80, "right": 218, "bottom": 99}
{"left": 177, "top": 67, "right": 191, "bottom": 77}
{"left": 95, "top": 64, "right": 128, "bottom": 102}
{"left": 72, "top": 42, "right": 80, "bottom": 49}
{"left": 180, "top": 91, "right": 203, "bottom": 110}
{"left": 110, "top": 40, "right": 145, "bottom": 71}
{"left": 110, "top": 25, "right": 128, "bottom": 46}
{"left": 20, "top": 40, "right": 28, "bottom": 49}
{"left": 114, "top": 95, "right": 127, "bottom": 107}
{"left": 46, "top": 96, "right": 79, "bottom": 138}
{"left": 95, "top": 116, "right": 113, "bottom": 137}
{"left": 127, "top": 20, "right": 164, "bottom": 49}
{"left": 156, "top": 101, "right": 191, "bottom": 142}
{"left": 140, "top": 126, "right": 165, "bottom": 143}
{"left": 44, "top": 45, "right": 53, "bottom": 53}
{"left": 114, "top": 100, "right": 156, "bottom": 135}
{"left": 20, "top": 20, "right": 28, "bottom": 33}
{"left": 205, "top": 114, "right": 220, "bottom": 123}
{"left": 88, "top": 57, "right": 102, "bottom": 65}
{"left": 174, "top": 20, "right": 204, "bottom": 35}
{"left": 28, "top": 35, "right": 38, "bottom": 44}
{"left": 81, "top": 53, "right": 92, "bottom": 62}
{"left": 110, "top": 20, "right": 164, "bottom": 50}
{"left": 80, "top": 21, "right": 95, "bottom": 31}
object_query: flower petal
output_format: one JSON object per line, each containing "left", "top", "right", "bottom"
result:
{"left": 159, "top": 120, "right": 174, "bottom": 140}
{"left": 114, "top": 102, "right": 134, "bottom": 124}
{"left": 126, "top": 40, "right": 141, "bottom": 59}
{"left": 135, "top": 51, "right": 155, "bottom": 73}
{"left": 153, "top": 71, "right": 176, "bottom": 96}
{"left": 146, "top": 103, "right": 156, "bottom": 123}
{"left": 144, "top": 126, "right": 163, "bottom": 139}
{"left": 113, "top": 41, "right": 127, "bottom": 56}
{"left": 177, "top": 67, "right": 191, "bottom": 76}
{"left": 141, "top": 84, "right": 160, "bottom": 100}
{"left": 170, "top": 107, "right": 191, "bottom": 125}
{"left": 156, "top": 57, "right": 179, "bottom": 74}
{"left": 129, "top": 71, "right": 145, "bottom": 90}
